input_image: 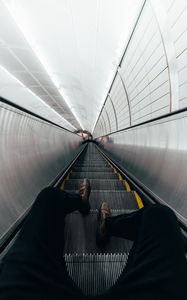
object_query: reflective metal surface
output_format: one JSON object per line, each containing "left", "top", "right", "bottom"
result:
{"left": 99, "top": 111, "right": 187, "bottom": 227}
{"left": 0, "top": 102, "right": 82, "bottom": 240}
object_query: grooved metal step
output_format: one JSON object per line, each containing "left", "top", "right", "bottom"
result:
{"left": 64, "top": 253, "right": 128, "bottom": 296}
{"left": 70, "top": 172, "right": 118, "bottom": 179}
{"left": 75, "top": 163, "right": 108, "bottom": 167}
{"left": 79, "top": 158, "right": 104, "bottom": 160}
{"left": 63, "top": 210, "right": 133, "bottom": 254}
{"left": 64, "top": 179, "right": 126, "bottom": 190}
{"left": 64, "top": 190, "right": 138, "bottom": 210}
{"left": 73, "top": 166, "right": 113, "bottom": 172}
{"left": 63, "top": 143, "right": 138, "bottom": 296}
{"left": 89, "top": 191, "right": 138, "bottom": 209}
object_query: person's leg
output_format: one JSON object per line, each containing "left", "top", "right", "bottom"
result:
{"left": 0, "top": 187, "right": 87, "bottom": 300}
{"left": 103, "top": 204, "right": 187, "bottom": 300}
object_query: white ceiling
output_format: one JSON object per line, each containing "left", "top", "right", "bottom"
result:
{"left": 0, "top": 65, "right": 77, "bottom": 131}
{"left": 0, "top": 0, "right": 143, "bottom": 132}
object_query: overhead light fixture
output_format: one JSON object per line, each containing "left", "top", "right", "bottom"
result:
{"left": 59, "top": 87, "right": 85, "bottom": 130}
{"left": 2, "top": 0, "right": 83, "bottom": 129}
{"left": 0, "top": 65, "right": 25, "bottom": 87}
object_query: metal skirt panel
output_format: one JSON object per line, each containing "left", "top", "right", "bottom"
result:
{"left": 0, "top": 103, "right": 82, "bottom": 241}
{"left": 99, "top": 111, "right": 187, "bottom": 227}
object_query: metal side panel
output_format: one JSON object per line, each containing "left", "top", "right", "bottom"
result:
{"left": 97, "top": 111, "right": 187, "bottom": 227}
{"left": 0, "top": 103, "right": 83, "bottom": 243}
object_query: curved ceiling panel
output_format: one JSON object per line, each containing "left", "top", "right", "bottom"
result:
{"left": 0, "top": 0, "right": 143, "bottom": 132}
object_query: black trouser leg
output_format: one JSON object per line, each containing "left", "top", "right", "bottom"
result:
{"left": 104, "top": 205, "right": 187, "bottom": 300}
{"left": 0, "top": 187, "right": 84, "bottom": 300}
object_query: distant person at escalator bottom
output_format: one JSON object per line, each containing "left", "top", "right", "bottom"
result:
{"left": 0, "top": 179, "right": 186, "bottom": 300}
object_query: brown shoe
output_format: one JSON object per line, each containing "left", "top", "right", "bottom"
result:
{"left": 79, "top": 178, "right": 91, "bottom": 215}
{"left": 96, "top": 202, "right": 111, "bottom": 248}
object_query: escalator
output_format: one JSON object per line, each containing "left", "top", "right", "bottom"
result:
{"left": 61, "top": 142, "right": 141, "bottom": 296}
{"left": 0, "top": 141, "right": 186, "bottom": 296}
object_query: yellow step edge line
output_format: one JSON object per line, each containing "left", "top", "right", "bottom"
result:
{"left": 113, "top": 168, "right": 117, "bottom": 174}
{"left": 106, "top": 159, "right": 116, "bottom": 173}
{"left": 100, "top": 152, "right": 119, "bottom": 176}
{"left": 60, "top": 180, "right": 65, "bottom": 190}
{"left": 60, "top": 171, "right": 72, "bottom": 190}
{"left": 108, "top": 161, "right": 114, "bottom": 170}
{"left": 124, "top": 180, "right": 131, "bottom": 192}
{"left": 98, "top": 150, "right": 124, "bottom": 182}
{"left": 134, "top": 191, "right": 144, "bottom": 209}
{"left": 102, "top": 153, "right": 124, "bottom": 180}
{"left": 100, "top": 153, "right": 114, "bottom": 171}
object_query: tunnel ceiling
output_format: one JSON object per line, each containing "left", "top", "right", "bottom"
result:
{"left": 0, "top": 0, "right": 143, "bottom": 132}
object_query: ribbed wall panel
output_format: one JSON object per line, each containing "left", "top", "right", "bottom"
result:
{"left": 0, "top": 102, "right": 82, "bottom": 242}
{"left": 164, "top": 0, "right": 187, "bottom": 108}
{"left": 94, "top": 0, "right": 187, "bottom": 137}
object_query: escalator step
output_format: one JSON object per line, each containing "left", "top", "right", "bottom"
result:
{"left": 64, "top": 190, "right": 138, "bottom": 210}
{"left": 64, "top": 179, "right": 126, "bottom": 190}
{"left": 73, "top": 166, "right": 112, "bottom": 172}
{"left": 89, "top": 191, "right": 139, "bottom": 209}
{"left": 77, "top": 160, "right": 105, "bottom": 163}
{"left": 79, "top": 158, "right": 104, "bottom": 161}
{"left": 70, "top": 172, "right": 117, "bottom": 179}
{"left": 63, "top": 210, "right": 133, "bottom": 254}
{"left": 75, "top": 163, "right": 108, "bottom": 167}
{"left": 64, "top": 253, "right": 128, "bottom": 296}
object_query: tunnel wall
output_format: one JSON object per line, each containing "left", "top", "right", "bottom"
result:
{"left": 98, "top": 110, "right": 187, "bottom": 228}
{"left": 94, "top": 0, "right": 187, "bottom": 137}
{"left": 0, "top": 101, "right": 82, "bottom": 242}
{"left": 94, "top": 0, "right": 187, "bottom": 226}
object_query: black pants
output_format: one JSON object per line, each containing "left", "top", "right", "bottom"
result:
{"left": 0, "top": 187, "right": 186, "bottom": 299}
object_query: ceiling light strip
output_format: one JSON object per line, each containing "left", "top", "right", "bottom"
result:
{"left": 2, "top": 0, "right": 82, "bottom": 129}
{"left": 0, "top": 65, "right": 77, "bottom": 130}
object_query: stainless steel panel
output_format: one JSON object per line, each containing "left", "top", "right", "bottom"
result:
{"left": 0, "top": 103, "right": 82, "bottom": 240}
{"left": 99, "top": 111, "right": 187, "bottom": 227}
